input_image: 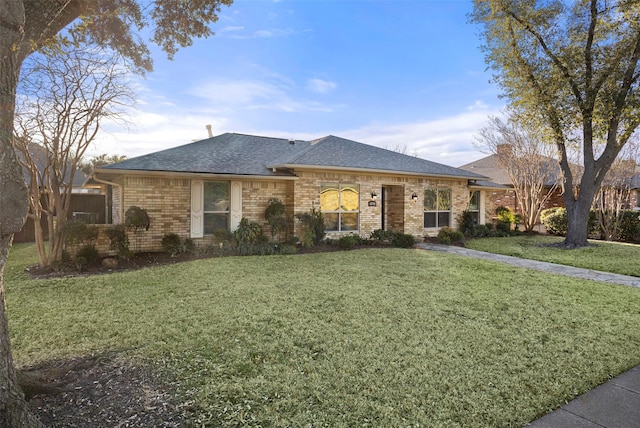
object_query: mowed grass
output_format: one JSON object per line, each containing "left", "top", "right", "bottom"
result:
{"left": 5, "top": 244, "right": 640, "bottom": 427}
{"left": 466, "top": 235, "right": 640, "bottom": 277}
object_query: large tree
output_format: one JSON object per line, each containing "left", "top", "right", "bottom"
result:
{"left": 0, "top": 1, "right": 232, "bottom": 425}
{"left": 471, "top": 0, "right": 640, "bottom": 247}
{"left": 14, "top": 45, "right": 133, "bottom": 268}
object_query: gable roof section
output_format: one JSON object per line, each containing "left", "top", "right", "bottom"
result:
{"left": 98, "top": 133, "right": 487, "bottom": 180}
{"left": 268, "top": 135, "right": 485, "bottom": 179}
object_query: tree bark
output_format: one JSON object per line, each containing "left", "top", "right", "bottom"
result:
{"left": 1, "top": 2, "right": 45, "bottom": 426}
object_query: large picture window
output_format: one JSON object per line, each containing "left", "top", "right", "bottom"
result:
{"left": 204, "top": 181, "right": 230, "bottom": 234}
{"left": 424, "top": 188, "right": 451, "bottom": 228}
{"left": 320, "top": 183, "right": 359, "bottom": 232}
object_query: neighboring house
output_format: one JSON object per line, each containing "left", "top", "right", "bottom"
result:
{"left": 14, "top": 143, "right": 106, "bottom": 243}
{"left": 459, "top": 147, "right": 565, "bottom": 218}
{"left": 91, "top": 133, "right": 503, "bottom": 252}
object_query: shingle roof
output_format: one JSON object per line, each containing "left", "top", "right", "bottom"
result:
{"left": 459, "top": 153, "right": 566, "bottom": 187}
{"left": 269, "top": 135, "right": 485, "bottom": 179}
{"left": 100, "top": 133, "right": 487, "bottom": 180}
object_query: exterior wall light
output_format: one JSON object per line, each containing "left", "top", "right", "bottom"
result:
{"left": 411, "top": 192, "right": 418, "bottom": 203}
{"left": 371, "top": 191, "right": 378, "bottom": 201}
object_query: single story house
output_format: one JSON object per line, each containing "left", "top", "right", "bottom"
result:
{"left": 91, "top": 133, "right": 501, "bottom": 252}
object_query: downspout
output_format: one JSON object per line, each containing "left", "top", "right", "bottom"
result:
{"left": 91, "top": 173, "right": 124, "bottom": 225}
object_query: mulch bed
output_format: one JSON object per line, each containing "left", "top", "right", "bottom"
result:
{"left": 25, "top": 354, "right": 186, "bottom": 427}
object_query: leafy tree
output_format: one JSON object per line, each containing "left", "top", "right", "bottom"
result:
{"left": 0, "top": 1, "right": 232, "bottom": 425}
{"left": 471, "top": 0, "right": 640, "bottom": 248}
{"left": 79, "top": 153, "right": 128, "bottom": 175}
{"left": 476, "top": 115, "right": 563, "bottom": 232}
{"left": 14, "top": 44, "right": 133, "bottom": 268}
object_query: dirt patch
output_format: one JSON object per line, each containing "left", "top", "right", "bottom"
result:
{"left": 25, "top": 353, "right": 186, "bottom": 427}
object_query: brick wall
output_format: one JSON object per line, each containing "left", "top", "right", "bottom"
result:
{"left": 101, "top": 172, "right": 482, "bottom": 254}
{"left": 292, "top": 170, "right": 471, "bottom": 239}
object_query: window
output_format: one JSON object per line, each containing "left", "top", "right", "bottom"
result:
{"left": 320, "top": 183, "right": 359, "bottom": 232}
{"left": 468, "top": 191, "right": 480, "bottom": 225}
{"left": 424, "top": 188, "right": 451, "bottom": 228}
{"left": 204, "top": 181, "right": 230, "bottom": 234}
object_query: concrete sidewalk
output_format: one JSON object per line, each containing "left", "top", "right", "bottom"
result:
{"left": 415, "top": 243, "right": 640, "bottom": 427}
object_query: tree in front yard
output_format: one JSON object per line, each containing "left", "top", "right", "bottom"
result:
{"left": 14, "top": 44, "right": 133, "bottom": 268}
{"left": 0, "top": 1, "right": 233, "bottom": 425}
{"left": 471, "top": 0, "right": 640, "bottom": 248}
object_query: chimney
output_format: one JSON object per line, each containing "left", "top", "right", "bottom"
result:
{"left": 205, "top": 124, "right": 213, "bottom": 138}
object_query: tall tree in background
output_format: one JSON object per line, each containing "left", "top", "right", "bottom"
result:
{"left": 0, "top": 1, "right": 233, "bottom": 425}
{"left": 471, "top": 0, "right": 640, "bottom": 248}
{"left": 476, "top": 115, "right": 563, "bottom": 232}
{"left": 79, "top": 153, "right": 128, "bottom": 175}
{"left": 14, "top": 45, "right": 133, "bottom": 268}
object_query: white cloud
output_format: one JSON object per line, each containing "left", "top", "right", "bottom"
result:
{"left": 306, "top": 78, "right": 337, "bottom": 94}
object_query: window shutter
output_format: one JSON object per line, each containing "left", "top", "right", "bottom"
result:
{"left": 230, "top": 181, "right": 242, "bottom": 231}
{"left": 191, "top": 180, "right": 204, "bottom": 238}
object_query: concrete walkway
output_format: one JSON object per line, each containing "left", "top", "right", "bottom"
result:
{"left": 415, "top": 243, "right": 640, "bottom": 427}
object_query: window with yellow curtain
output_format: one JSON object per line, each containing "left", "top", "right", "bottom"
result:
{"left": 320, "top": 183, "right": 359, "bottom": 231}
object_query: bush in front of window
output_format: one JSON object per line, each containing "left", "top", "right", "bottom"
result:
{"left": 337, "top": 234, "right": 362, "bottom": 250}
{"left": 437, "top": 227, "right": 464, "bottom": 245}
{"left": 457, "top": 210, "right": 476, "bottom": 237}
{"left": 296, "top": 208, "right": 326, "bottom": 248}
{"left": 75, "top": 244, "right": 99, "bottom": 271}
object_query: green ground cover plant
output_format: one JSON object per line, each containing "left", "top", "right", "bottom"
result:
{"left": 6, "top": 243, "right": 640, "bottom": 427}
{"left": 466, "top": 235, "right": 640, "bottom": 277}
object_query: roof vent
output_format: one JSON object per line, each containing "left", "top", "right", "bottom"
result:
{"left": 205, "top": 124, "right": 213, "bottom": 138}
{"left": 289, "top": 139, "right": 295, "bottom": 145}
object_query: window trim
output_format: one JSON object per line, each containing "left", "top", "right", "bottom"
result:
{"left": 320, "top": 182, "right": 360, "bottom": 232}
{"left": 423, "top": 187, "right": 452, "bottom": 228}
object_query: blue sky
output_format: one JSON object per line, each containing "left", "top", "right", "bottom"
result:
{"left": 95, "top": 0, "right": 504, "bottom": 167}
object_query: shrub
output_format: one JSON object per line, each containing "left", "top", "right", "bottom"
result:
{"left": 234, "top": 217, "right": 264, "bottom": 244}
{"left": 540, "top": 207, "right": 598, "bottom": 237}
{"left": 183, "top": 238, "right": 196, "bottom": 253}
{"left": 75, "top": 244, "right": 99, "bottom": 271}
{"left": 161, "top": 233, "right": 182, "bottom": 257}
{"left": 495, "top": 206, "right": 516, "bottom": 224}
{"left": 296, "top": 208, "right": 325, "bottom": 248}
{"left": 264, "top": 198, "right": 287, "bottom": 238}
{"left": 617, "top": 211, "right": 640, "bottom": 242}
{"left": 495, "top": 220, "right": 511, "bottom": 234}
{"left": 458, "top": 210, "right": 476, "bottom": 236}
{"left": 63, "top": 221, "right": 99, "bottom": 247}
{"left": 391, "top": 232, "right": 416, "bottom": 248}
{"left": 104, "top": 225, "right": 132, "bottom": 259}
{"left": 370, "top": 229, "right": 395, "bottom": 242}
{"left": 337, "top": 234, "right": 360, "bottom": 250}
{"left": 540, "top": 207, "right": 567, "bottom": 236}
{"left": 437, "top": 227, "right": 464, "bottom": 245}
{"left": 125, "top": 206, "right": 151, "bottom": 231}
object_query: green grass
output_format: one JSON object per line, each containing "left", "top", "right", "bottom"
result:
{"left": 466, "top": 235, "right": 640, "bottom": 277}
{"left": 6, "top": 243, "right": 640, "bottom": 427}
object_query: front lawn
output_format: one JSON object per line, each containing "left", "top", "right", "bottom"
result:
{"left": 465, "top": 235, "right": 640, "bottom": 277}
{"left": 6, "top": 244, "right": 640, "bottom": 427}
